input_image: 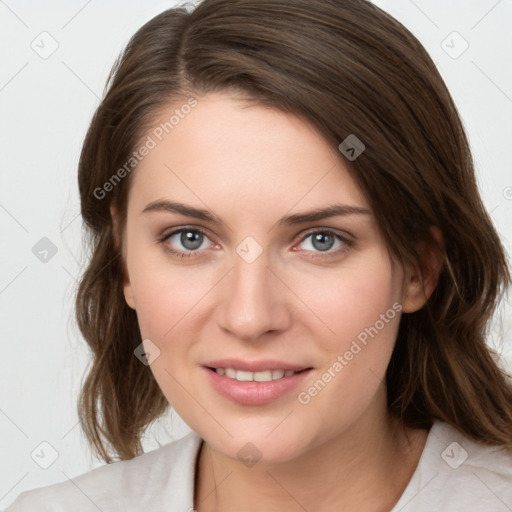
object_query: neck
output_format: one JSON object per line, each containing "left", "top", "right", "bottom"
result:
{"left": 194, "top": 389, "right": 428, "bottom": 512}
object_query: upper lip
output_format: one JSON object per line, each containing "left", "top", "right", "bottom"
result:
{"left": 203, "top": 359, "right": 311, "bottom": 372}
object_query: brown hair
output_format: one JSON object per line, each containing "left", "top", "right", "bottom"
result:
{"left": 76, "top": 0, "right": 512, "bottom": 463}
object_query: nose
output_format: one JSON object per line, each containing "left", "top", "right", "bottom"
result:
{"left": 217, "top": 250, "right": 292, "bottom": 342}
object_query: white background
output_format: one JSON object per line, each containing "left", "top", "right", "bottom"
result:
{"left": 1, "top": 0, "right": 511, "bottom": 508}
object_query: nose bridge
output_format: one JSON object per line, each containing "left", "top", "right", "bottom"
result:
{"left": 218, "top": 246, "right": 289, "bottom": 341}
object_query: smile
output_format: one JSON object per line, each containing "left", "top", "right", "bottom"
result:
{"left": 204, "top": 364, "right": 313, "bottom": 405}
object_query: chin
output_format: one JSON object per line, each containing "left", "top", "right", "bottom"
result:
{"left": 199, "top": 420, "right": 315, "bottom": 465}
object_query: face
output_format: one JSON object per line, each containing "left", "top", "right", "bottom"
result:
{"left": 119, "top": 92, "right": 419, "bottom": 464}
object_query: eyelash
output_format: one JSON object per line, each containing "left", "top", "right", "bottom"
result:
{"left": 158, "top": 227, "right": 353, "bottom": 260}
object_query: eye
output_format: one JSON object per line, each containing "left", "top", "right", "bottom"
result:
{"left": 159, "top": 227, "right": 214, "bottom": 258}
{"left": 296, "top": 229, "right": 351, "bottom": 256}
{"left": 159, "top": 227, "right": 352, "bottom": 260}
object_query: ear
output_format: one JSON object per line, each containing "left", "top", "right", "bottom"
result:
{"left": 110, "top": 206, "right": 136, "bottom": 310}
{"left": 401, "top": 226, "right": 444, "bottom": 313}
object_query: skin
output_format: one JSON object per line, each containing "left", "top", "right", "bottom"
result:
{"left": 117, "top": 91, "right": 441, "bottom": 511}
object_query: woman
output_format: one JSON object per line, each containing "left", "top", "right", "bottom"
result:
{"left": 6, "top": 0, "right": 512, "bottom": 510}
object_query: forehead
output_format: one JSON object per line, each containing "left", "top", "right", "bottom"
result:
{"left": 128, "top": 92, "right": 369, "bottom": 221}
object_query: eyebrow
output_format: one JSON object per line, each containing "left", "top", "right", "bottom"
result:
{"left": 141, "top": 200, "right": 371, "bottom": 226}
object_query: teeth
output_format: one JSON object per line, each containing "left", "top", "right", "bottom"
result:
{"left": 236, "top": 370, "right": 254, "bottom": 382}
{"left": 215, "top": 367, "right": 300, "bottom": 382}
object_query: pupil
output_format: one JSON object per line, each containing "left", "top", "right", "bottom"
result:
{"left": 313, "top": 233, "right": 334, "bottom": 251}
{"left": 181, "top": 231, "right": 203, "bottom": 250}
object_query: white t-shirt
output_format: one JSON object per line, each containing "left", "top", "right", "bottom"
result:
{"left": 4, "top": 420, "right": 512, "bottom": 511}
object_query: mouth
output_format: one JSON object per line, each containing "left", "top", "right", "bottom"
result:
{"left": 202, "top": 360, "right": 313, "bottom": 405}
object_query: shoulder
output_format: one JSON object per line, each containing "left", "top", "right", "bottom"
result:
{"left": 3, "top": 431, "right": 203, "bottom": 512}
{"left": 393, "top": 420, "right": 512, "bottom": 511}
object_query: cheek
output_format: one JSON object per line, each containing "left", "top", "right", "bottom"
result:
{"left": 126, "top": 241, "right": 215, "bottom": 340}
{"left": 126, "top": 253, "right": 213, "bottom": 413}
{"left": 291, "top": 252, "right": 402, "bottom": 428}
{"left": 291, "top": 250, "right": 401, "bottom": 355}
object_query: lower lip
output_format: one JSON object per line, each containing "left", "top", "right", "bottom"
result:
{"left": 203, "top": 367, "right": 312, "bottom": 405}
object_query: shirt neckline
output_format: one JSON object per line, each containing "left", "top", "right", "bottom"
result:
{"left": 187, "top": 420, "right": 443, "bottom": 511}
{"left": 390, "top": 419, "right": 444, "bottom": 511}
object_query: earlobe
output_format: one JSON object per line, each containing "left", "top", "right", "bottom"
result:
{"left": 111, "top": 205, "right": 136, "bottom": 311}
{"left": 402, "top": 226, "right": 444, "bottom": 313}
{"left": 123, "top": 276, "right": 136, "bottom": 310}
{"left": 121, "top": 256, "right": 136, "bottom": 310}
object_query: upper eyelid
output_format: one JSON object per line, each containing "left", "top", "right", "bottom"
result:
{"left": 162, "top": 225, "right": 214, "bottom": 242}
{"left": 299, "top": 227, "right": 352, "bottom": 241}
